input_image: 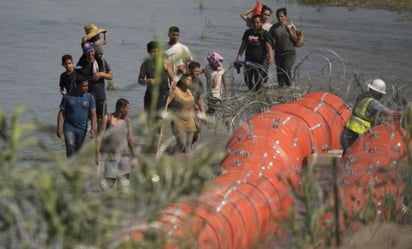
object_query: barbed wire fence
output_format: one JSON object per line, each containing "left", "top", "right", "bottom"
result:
{"left": 209, "top": 49, "right": 349, "bottom": 132}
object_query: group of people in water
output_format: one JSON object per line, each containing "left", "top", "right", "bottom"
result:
{"left": 57, "top": 23, "right": 132, "bottom": 192}
{"left": 56, "top": 14, "right": 237, "bottom": 191}
{"left": 238, "top": 2, "right": 303, "bottom": 90}
{"left": 55, "top": 0, "right": 409, "bottom": 193}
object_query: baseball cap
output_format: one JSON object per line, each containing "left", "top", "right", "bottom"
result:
{"left": 82, "top": 41, "right": 95, "bottom": 54}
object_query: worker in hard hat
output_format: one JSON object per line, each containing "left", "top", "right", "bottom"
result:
{"left": 340, "top": 78, "right": 391, "bottom": 154}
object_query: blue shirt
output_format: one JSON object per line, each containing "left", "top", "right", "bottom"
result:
{"left": 60, "top": 92, "right": 96, "bottom": 134}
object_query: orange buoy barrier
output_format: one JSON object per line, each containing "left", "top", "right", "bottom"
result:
{"left": 293, "top": 98, "right": 345, "bottom": 149}
{"left": 226, "top": 110, "right": 314, "bottom": 158}
{"left": 126, "top": 92, "right": 408, "bottom": 248}
{"left": 222, "top": 139, "right": 302, "bottom": 187}
{"left": 337, "top": 114, "right": 411, "bottom": 227}
{"left": 270, "top": 103, "right": 331, "bottom": 151}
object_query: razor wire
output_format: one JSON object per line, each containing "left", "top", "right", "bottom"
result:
{"left": 121, "top": 49, "right": 411, "bottom": 134}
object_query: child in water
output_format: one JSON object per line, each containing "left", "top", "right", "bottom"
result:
{"left": 204, "top": 52, "right": 229, "bottom": 114}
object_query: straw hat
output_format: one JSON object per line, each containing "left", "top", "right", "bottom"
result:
{"left": 82, "top": 24, "right": 106, "bottom": 41}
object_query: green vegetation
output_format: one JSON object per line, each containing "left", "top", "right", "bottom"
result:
{"left": 199, "top": 32, "right": 208, "bottom": 39}
{"left": 1, "top": 68, "right": 411, "bottom": 248}
{"left": 0, "top": 107, "right": 222, "bottom": 248}
{"left": 106, "top": 80, "right": 118, "bottom": 91}
{"left": 197, "top": 0, "right": 204, "bottom": 10}
{"left": 296, "top": 0, "right": 412, "bottom": 12}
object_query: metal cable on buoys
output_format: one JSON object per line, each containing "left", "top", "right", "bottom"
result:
{"left": 270, "top": 103, "right": 331, "bottom": 151}
{"left": 293, "top": 98, "right": 345, "bottom": 149}
{"left": 226, "top": 111, "right": 314, "bottom": 158}
{"left": 126, "top": 92, "right": 359, "bottom": 248}
{"left": 222, "top": 136, "right": 302, "bottom": 185}
{"left": 337, "top": 113, "right": 411, "bottom": 229}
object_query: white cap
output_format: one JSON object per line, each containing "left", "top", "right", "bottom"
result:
{"left": 367, "top": 79, "right": 386, "bottom": 94}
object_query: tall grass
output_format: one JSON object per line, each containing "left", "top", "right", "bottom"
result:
{"left": 0, "top": 106, "right": 222, "bottom": 248}
{"left": 1, "top": 62, "right": 410, "bottom": 248}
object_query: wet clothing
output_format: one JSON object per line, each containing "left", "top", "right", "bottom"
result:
{"left": 269, "top": 23, "right": 296, "bottom": 54}
{"left": 94, "top": 99, "right": 107, "bottom": 120}
{"left": 204, "top": 64, "right": 225, "bottom": 100}
{"left": 242, "top": 28, "right": 272, "bottom": 64}
{"left": 63, "top": 130, "right": 87, "bottom": 158}
{"left": 101, "top": 115, "right": 130, "bottom": 155}
{"left": 269, "top": 23, "right": 296, "bottom": 87}
{"left": 100, "top": 114, "right": 132, "bottom": 179}
{"left": 141, "top": 57, "right": 171, "bottom": 112}
{"left": 77, "top": 57, "right": 110, "bottom": 119}
{"left": 204, "top": 64, "right": 225, "bottom": 113}
{"left": 173, "top": 131, "right": 194, "bottom": 154}
{"left": 59, "top": 92, "right": 96, "bottom": 157}
{"left": 164, "top": 42, "right": 193, "bottom": 82}
{"left": 77, "top": 53, "right": 106, "bottom": 73}
{"left": 77, "top": 58, "right": 111, "bottom": 100}
{"left": 241, "top": 28, "right": 272, "bottom": 91}
{"left": 190, "top": 77, "right": 205, "bottom": 107}
{"left": 100, "top": 156, "right": 131, "bottom": 179}
{"left": 169, "top": 87, "right": 196, "bottom": 153}
{"left": 59, "top": 92, "right": 96, "bottom": 134}
{"left": 169, "top": 88, "right": 196, "bottom": 132}
{"left": 189, "top": 77, "right": 205, "bottom": 143}
{"left": 59, "top": 70, "right": 76, "bottom": 94}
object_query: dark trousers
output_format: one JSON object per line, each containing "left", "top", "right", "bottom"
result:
{"left": 275, "top": 52, "right": 296, "bottom": 87}
{"left": 95, "top": 99, "right": 107, "bottom": 120}
{"left": 64, "top": 130, "right": 86, "bottom": 158}
{"left": 244, "top": 64, "right": 267, "bottom": 91}
{"left": 340, "top": 127, "right": 359, "bottom": 155}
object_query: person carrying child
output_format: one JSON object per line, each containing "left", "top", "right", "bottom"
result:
{"left": 81, "top": 23, "right": 108, "bottom": 72}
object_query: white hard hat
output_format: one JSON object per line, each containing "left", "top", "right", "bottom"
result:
{"left": 367, "top": 79, "right": 386, "bottom": 94}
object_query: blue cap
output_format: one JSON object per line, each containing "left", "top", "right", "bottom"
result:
{"left": 82, "top": 41, "right": 94, "bottom": 53}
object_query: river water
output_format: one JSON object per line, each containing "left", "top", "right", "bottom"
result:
{"left": 0, "top": 0, "right": 411, "bottom": 155}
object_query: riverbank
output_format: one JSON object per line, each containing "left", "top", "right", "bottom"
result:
{"left": 299, "top": 0, "right": 412, "bottom": 12}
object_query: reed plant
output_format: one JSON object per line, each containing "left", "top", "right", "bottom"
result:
{"left": 0, "top": 106, "right": 221, "bottom": 248}
{"left": 1, "top": 55, "right": 410, "bottom": 248}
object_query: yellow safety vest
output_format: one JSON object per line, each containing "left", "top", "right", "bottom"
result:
{"left": 345, "top": 97, "right": 374, "bottom": 135}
